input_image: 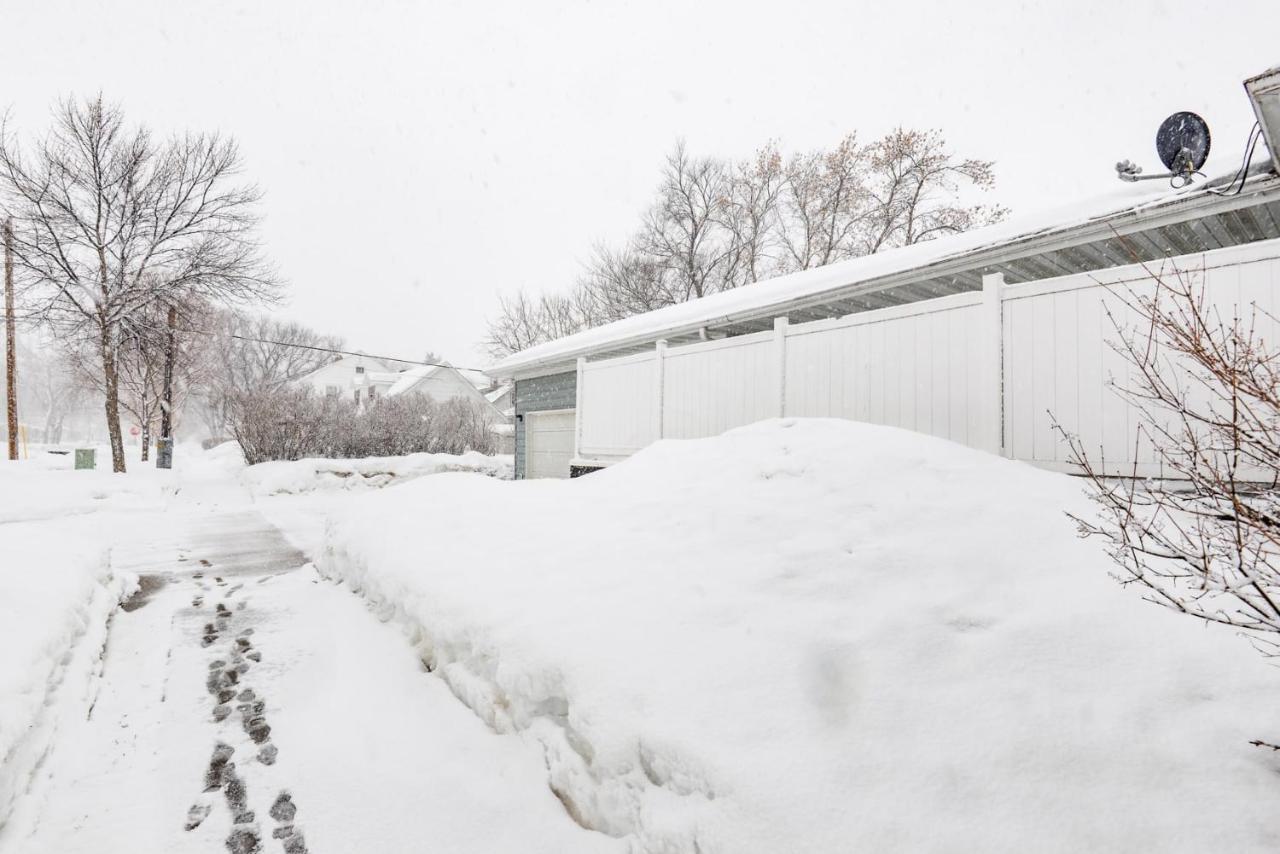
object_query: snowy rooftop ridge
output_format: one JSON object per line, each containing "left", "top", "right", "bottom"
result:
{"left": 386, "top": 364, "right": 444, "bottom": 397}
{"left": 488, "top": 167, "right": 1280, "bottom": 377}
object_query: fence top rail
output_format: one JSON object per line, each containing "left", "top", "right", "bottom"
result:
{"left": 785, "top": 289, "right": 983, "bottom": 339}
{"left": 660, "top": 327, "right": 776, "bottom": 360}
{"left": 582, "top": 349, "right": 659, "bottom": 372}
{"left": 1002, "top": 237, "right": 1280, "bottom": 303}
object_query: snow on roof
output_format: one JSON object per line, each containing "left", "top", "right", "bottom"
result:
{"left": 386, "top": 364, "right": 444, "bottom": 397}
{"left": 488, "top": 170, "right": 1274, "bottom": 377}
{"left": 484, "top": 386, "right": 511, "bottom": 403}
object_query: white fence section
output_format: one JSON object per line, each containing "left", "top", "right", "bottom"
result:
{"left": 574, "top": 238, "right": 1280, "bottom": 476}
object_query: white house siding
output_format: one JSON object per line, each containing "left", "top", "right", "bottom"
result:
{"left": 299, "top": 355, "right": 394, "bottom": 402}
{"left": 570, "top": 238, "right": 1280, "bottom": 478}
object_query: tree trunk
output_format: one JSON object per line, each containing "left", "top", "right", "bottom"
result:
{"left": 140, "top": 417, "right": 150, "bottom": 462}
{"left": 99, "top": 320, "right": 126, "bottom": 473}
{"left": 161, "top": 304, "right": 176, "bottom": 440}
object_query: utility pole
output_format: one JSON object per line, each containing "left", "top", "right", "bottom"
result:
{"left": 157, "top": 302, "right": 176, "bottom": 469}
{"left": 5, "top": 219, "right": 17, "bottom": 462}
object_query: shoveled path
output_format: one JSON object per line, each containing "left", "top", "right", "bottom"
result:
{"left": 9, "top": 509, "right": 619, "bottom": 854}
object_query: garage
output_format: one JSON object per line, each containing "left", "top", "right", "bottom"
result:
{"left": 524, "top": 409, "right": 575, "bottom": 479}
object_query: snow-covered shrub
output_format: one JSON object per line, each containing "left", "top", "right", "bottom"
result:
{"left": 229, "top": 387, "right": 496, "bottom": 463}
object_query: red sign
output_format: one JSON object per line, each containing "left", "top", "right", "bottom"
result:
{"left": 129, "top": 425, "right": 141, "bottom": 437}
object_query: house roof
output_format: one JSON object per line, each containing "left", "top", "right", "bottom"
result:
{"left": 488, "top": 165, "right": 1280, "bottom": 379}
{"left": 386, "top": 364, "right": 445, "bottom": 397}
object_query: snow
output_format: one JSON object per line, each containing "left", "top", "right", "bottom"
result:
{"left": 384, "top": 363, "right": 442, "bottom": 397}
{"left": 0, "top": 521, "right": 119, "bottom": 831}
{"left": 7, "top": 511, "right": 616, "bottom": 854}
{"left": 488, "top": 171, "right": 1276, "bottom": 376}
{"left": 312, "top": 419, "right": 1280, "bottom": 852}
{"left": 0, "top": 442, "right": 609, "bottom": 851}
{"left": 241, "top": 450, "right": 512, "bottom": 496}
{"left": 0, "top": 447, "right": 179, "bottom": 831}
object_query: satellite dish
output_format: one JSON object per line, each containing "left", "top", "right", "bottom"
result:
{"left": 1155, "top": 111, "right": 1211, "bottom": 173}
{"left": 1116, "top": 111, "right": 1212, "bottom": 185}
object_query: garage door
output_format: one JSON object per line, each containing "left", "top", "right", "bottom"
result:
{"left": 525, "top": 409, "right": 575, "bottom": 479}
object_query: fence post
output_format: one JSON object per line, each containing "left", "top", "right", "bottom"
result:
{"left": 574, "top": 356, "right": 585, "bottom": 460}
{"left": 654, "top": 339, "right": 667, "bottom": 440}
{"left": 774, "top": 316, "right": 789, "bottom": 417}
{"left": 981, "top": 273, "right": 1006, "bottom": 456}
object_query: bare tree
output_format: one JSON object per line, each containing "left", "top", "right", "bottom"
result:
{"left": 1059, "top": 261, "right": 1280, "bottom": 668}
{"left": 483, "top": 130, "right": 1007, "bottom": 359}
{"left": 11, "top": 335, "right": 89, "bottom": 444}
{"left": 778, "top": 134, "right": 870, "bottom": 271}
{"left": 484, "top": 289, "right": 587, "bottom": 359}
{"left": 719, "top": 143, "right": 784, "bottom": 284}
{"left": 577, "top": 245, "right": 669, "bottom": 324}
{"left": 196, "top": 310, "right": 342, "bottom": 437}
{"left": 636, "top": 141, "right": 738, "bottom": 302}
{"left": 0, "top": 95, "right": 277, "bottom": 471}
{"left": 862, "top": 128, "right": 1006, "bottom": 253}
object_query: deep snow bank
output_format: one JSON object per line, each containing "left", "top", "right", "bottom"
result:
{"left": 243, "top": 450, "right": 512, "bottom": 495}
{"left": 316, "top": 419, "right": 1280, "bottom": 853}
{"left": 0, "top": 520, "right": 126, "bottom": 831}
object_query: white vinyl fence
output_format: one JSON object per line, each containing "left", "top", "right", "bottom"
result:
{"left": 575, "top": 238, "right": 1280, "bottom": 477}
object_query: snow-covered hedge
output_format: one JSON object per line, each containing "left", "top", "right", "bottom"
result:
{"left": 243, "top": 451, "right": 512, "bottom": 495}
{"left": 313, "top": 419, "right": 1280, "bottom": 852}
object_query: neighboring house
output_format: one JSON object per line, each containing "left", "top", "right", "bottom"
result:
{"left": 484, "top": 383, "right": 514, "bottom": 417}
{"left": 488, "top": 165, "right": 1280, "bottom": 480}
{"left": 297, "top": 354, "right": 402, "bottom": 406}
{"left": 483, "top": 384, "right": 515, "bottom": 454}
{"left": 386, "top": 363, "right": 503, "bottom": 418}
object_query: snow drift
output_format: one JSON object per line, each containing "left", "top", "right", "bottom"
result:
{"left": 314, "top": 419, "right": 1280, "bottom": 853}
{"left": 243, "top": 451, "right": 512, "bottom": 496}
{"left": 0, "top": 521, "right": 124, "bottom": 832}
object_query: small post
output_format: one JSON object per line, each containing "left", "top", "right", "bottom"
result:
{"left": 654, "top": 339, "right": 667, "bottom": 440}
{"left": 981, "top": 272, "right": 1006, "bottom": 456}
{"left": 773, "top": 316, "right": 789, "bottom": 417}
{"left": 4, "top": 219, "right": 16, "bottom": 461}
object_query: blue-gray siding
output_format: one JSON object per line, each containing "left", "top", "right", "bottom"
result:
{"left": 514, "top": 371, "right": 577, "bottom": 479}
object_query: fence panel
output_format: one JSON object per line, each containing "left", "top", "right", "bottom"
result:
{"left": 574, "top": 238, "right": 1280, "bottom": 477}
{"left": 785, "top": 294, "right": 984, "bottom": 446}
{"left": 1002, "top": 244, "right": 1280, "bottom": 476}
{"left": 663, "top": 332, "right": 777, "bottom": 439}
{"left": 577, "top": 352, "right": 657, "bottom": 458}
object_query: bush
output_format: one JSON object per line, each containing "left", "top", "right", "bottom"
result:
{"left": 229, "top": 387, "right": 498, "bottom": 465}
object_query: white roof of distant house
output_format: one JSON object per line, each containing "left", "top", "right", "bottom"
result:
{"left": 386, "top": 364, "right": 445, "bottom": 397}
{"left": 487, "top": 167, "right": 1280, "bottom": 378}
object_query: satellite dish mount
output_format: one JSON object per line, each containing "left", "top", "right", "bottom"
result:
{"left": 1116, "top": 111, "right": 1211, "bottom": 187}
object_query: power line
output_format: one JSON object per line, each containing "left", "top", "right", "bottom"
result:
{"left": 2, "top": 307, "right": 495, "bottom": 375}
{"left": 205, "top": 329, "right": 492, "bottom": 375}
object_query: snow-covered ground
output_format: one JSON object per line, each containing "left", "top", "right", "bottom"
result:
{"left": 5, "top": 424, "right": 1280, "bottom": 852}
{"left": 310, "top": 419, "right": 1280, "bottom": 853}
{"left": 0, "top": 446, "right": 180, "bottom": 831}
{"left": 241, "top": 449, "right": 512, "bottom": 495}
{"left": 0, "top": 443, "right": 595, "bottom": 853}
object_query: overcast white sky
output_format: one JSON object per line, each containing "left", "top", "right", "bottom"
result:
{"left": 5, "top": 1, "right": 1277, "bottom": 368}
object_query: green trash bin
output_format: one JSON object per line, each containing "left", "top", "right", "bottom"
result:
{"left": 74, "top": 448, "right": 96, "bottom": 470}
